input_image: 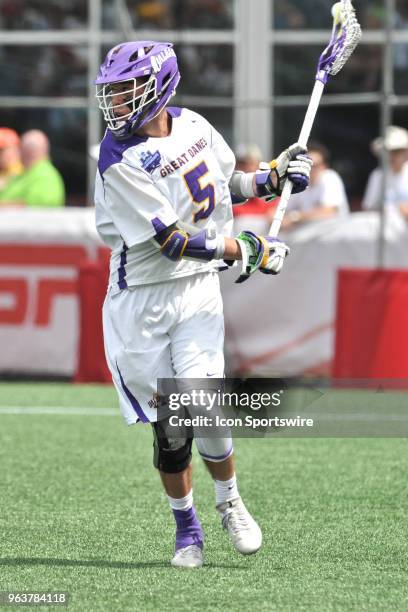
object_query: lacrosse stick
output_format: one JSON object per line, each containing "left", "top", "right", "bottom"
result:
{"left": 268, "top": 0, "right": 362, "bottom": 237}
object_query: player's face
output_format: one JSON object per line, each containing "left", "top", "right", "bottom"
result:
{"left": 109, "top": 78, "right": 149, "bottom": 118}
{"left": 109, "top": 81, "right": 136, "bottom": 118}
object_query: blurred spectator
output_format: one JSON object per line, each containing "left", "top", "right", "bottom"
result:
{"left": 135, "top": 0, "right": 171, "bottom": 28}
{"left": 362, "top": 126, "right": 408, "bottom": 218}
{"left": 180, "top": 0, "right": 233, "bottom": 29}
{"left": 0, "top": 128, "right": 23, "bottom": 190}
{"left": 274, "top": 2, "right": 307, "bottom": 29}
{"left": 102, "top": 0, "right": 233, "bottom": 30}
{"left": 0, "top": 130, "right": 65, "bottom": 207}
{"left": 0, "top": 0, "right": 87, "bottom": 30}
{"left": 177, "top": 45, "right": 233, "bottom": 97}
{"left": 0, "top": 45, "right": 87, "bottom": 98}
{"left": 282, "top": 142, "right": 349, "bottom": 231}
{"left": 362, "top": 5, "right": 384, "bottom": 29}
{"left": 233, "top": 144, "right": 274, "bottom": 235}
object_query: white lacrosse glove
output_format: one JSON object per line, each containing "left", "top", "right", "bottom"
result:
{"left": 257, "top": 143, "right": 312, "bottom": 197}
{"left": 235, "top": 230, "right": 290, "bottom": 283}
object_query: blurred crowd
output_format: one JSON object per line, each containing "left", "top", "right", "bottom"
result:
{"left": 0, "top": 0, "right": 232, "bottom": 99}
{"left": 2, "top": 0, "right": 407, "bottom": 206}
{"left": 103, "top": 0, "right": 234, "bottom": 31}
{"left": 0, "top": 0, "right": 232, "bottom": 31}
{"left": 233, "top": 126, "right": 408, "bottom": 234}
{"left": 4, "top": 0, "right": 404, "bottom": 32}
{"left": 135, "top": 0, "right": 232, "bottom": 30}
{"left": 2, "top": 120, "right": 408, "bottom": 222}
{"left": 0, "top": 127, "right": 65, "bottom": 208}
{"left": 0, "top": 45, "right": 88, "bottom": 98}
{"left": 0, "top": 0, "right": 86, "bottom": 30}
{"left": 275, "top": 0, "right": 408, "bottom": 30}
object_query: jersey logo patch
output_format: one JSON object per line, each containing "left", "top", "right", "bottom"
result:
{"left": 140, "top": 150, "right": 161, "bottom": 174}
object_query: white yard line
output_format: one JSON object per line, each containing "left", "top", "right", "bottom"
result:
{"left": 0, "top": 406, "right": 118, "bottom": 416}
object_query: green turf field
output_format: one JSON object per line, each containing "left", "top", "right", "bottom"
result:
{"left": 0, "top": 383, "right": 407, "bottom": 611}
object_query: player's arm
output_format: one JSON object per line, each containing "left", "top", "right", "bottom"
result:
{"left": 229, "top": 143, "right": 313, "bottom": 204}
{"left": 152, "top": 222, "right": 289, "bottom": 278}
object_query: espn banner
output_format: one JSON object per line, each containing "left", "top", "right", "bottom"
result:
{"left": 0, "top": 207, "right": 408, "bottom": 378}
{"left": 0, "top": 208, "right": 106, "bottom": 376}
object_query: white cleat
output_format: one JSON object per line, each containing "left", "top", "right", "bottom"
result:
{"left": 171, "top": 545, "right": 204, "bottom": 569}
{"left": 217, "top": 497, "right": 262, "bottom": 555}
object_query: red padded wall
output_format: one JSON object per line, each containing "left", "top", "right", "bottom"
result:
{"left": 333, "top": 269, "right": 408, "bottom": 380}
{"left": 75, "top": 256, "right": 111, "bottom": 383}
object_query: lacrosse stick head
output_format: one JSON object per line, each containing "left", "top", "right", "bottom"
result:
{"left": 316, "top": 0, "right": 362, "bottom": 84}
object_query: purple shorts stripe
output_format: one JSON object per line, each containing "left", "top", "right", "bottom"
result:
{"left": 116, "top": 364, "right": 149, "bottom": 423}
{"left": 118, "top": 243, "right": 128, "bottom": 290}
{"left": 198, "top": 445, "right": 233, "bottom": 462}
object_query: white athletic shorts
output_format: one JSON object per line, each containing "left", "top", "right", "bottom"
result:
{"left": 103, "top": 271, "right": 225, "bottom": 426}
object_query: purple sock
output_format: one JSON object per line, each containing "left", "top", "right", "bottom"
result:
{"left": 173, "top": 506, "right": 204, "bottom": 551}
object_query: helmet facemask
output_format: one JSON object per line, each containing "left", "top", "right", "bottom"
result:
{"left": 96, "top": 75, "right": 157, "bottom": 133}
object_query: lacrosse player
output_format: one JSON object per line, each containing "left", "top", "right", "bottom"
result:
{"left": 94, "top": 41, "right": 312, "bottom": 568}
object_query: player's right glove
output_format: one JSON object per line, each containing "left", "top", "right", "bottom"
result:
{"left": 235, "top": 230, "right": 290, "bottom": 283}
{"left": 256, "top": 143, "right": 312, "bottom": 197}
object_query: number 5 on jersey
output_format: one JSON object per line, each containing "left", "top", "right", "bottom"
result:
{"left": 183, "top": 161, "right": 216, "bottom": 222}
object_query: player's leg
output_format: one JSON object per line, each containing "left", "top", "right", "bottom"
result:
{"left": 170, "top": 272, "right": 262, "bottom": 555}
{"left": 152, "top": 419, "right": 203, "bottom": 568}
{"left": 198, "top": 445, "right": 262, "bottom": 554}
{"left": 102, "top": 285, "right": 204, "bottom": 567}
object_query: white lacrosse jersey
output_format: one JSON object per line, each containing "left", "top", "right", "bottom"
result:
{"left": 94, "top": 107, "right": 236, "bottom": 291}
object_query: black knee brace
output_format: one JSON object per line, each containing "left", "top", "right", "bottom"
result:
{"left": 152, "top": 421, "right": 193, "bottom": 474}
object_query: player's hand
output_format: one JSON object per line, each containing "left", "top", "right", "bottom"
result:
{"left": 267, "top": 143, "right": 313, "bottom": 195}
{"left": 258, "top": 236, "right": 290, "bottom": 275}
{"left": 235, "top": 230, "right": 290, "bottom": 283}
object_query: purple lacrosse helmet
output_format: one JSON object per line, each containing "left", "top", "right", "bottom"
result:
{"left": 95, "top": 41, "right": 180, "bottom": 139}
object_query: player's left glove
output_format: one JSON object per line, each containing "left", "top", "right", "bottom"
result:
{"left": 256, "top": 143, "right": 313, "bottom": 197}
{"left": 235, "top": 230, "right": 290, "bottom": 283}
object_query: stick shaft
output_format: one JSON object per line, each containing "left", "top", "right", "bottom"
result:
{"left": 268, "top": 79, "right": 325, "bottom": 236}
